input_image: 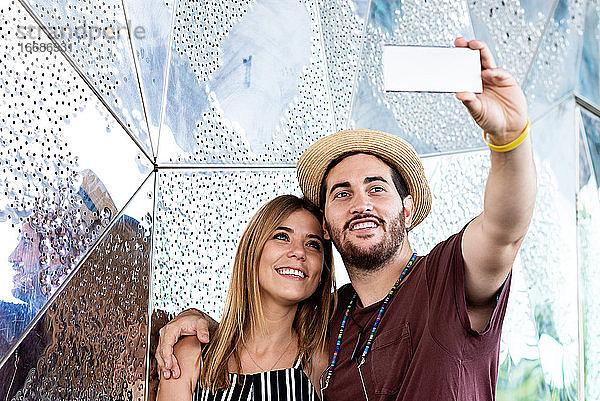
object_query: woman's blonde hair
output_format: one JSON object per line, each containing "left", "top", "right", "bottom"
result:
{"left": 199, "top": 195, "right": 335, "bottom": 392}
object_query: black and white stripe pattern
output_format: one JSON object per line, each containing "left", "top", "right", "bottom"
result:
{"left": 194, "top": 359, "right": 318, "bottom": 401}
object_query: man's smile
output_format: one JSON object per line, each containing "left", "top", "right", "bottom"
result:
{"left": 345, "top": 215, "right": 385, "bottom": 232}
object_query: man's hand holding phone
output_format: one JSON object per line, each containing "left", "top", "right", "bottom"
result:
{"left": 453, "top": 37, "right": 528, "bottom": 144}
{"left": 383, "top": 37, "right": 528, "bottom": 142}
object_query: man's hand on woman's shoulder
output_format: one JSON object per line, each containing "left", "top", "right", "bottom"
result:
{"left": 156, "top": 308, "right": 217, "bottom": 379}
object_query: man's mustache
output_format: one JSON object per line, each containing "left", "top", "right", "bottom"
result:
{"left": 343, "top": 214, "right": 385, "bottom": 231}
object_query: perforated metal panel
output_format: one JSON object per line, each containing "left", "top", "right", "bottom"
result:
{"left": 412, "top": 151, "right": 489, "bottom": 253}
{"left": 158, "top": 0, "right": 334, "bottom": 164}
{"left": 153, "top": 170, "right": 299, "bottom": 319}
{"left": 124, "top": 0, "right": 176, "bottom": 155}
{"left": 22, "top": 0, "right": 154, "bottom": 156}
{"left": 524, "top": 0, "right": 586, "bottom": 121}
{"left": 0, "top": 0, "right": 152, "bottom": 364}
{"left": 347, "top": 0, "right": 481, "bottom": 154}
{"left": 468, "top": 0, "right": 556, "bottom": 85}
{"left": 317, "top": 0, "right": 368, "bottom": 131}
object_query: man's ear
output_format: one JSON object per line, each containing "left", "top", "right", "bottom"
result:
{"left": 402, "top": 195, "right": 415, "bottom": 229}
{"left": 322, "top": 217, "right": 330, "bottom": 240}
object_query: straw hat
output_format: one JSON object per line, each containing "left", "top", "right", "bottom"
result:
{"left": 77, "top": 169, "right": 117, "bottom": 226}
{"left": 296, "top": 129, "right": 432, "bottom": 230}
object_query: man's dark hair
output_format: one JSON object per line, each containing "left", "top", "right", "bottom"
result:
{"left": 319, "top": 151, "right": 410, "bottom": 207}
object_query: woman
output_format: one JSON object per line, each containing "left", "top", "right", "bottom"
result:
{"left": 157, "top": 195, "right": 335, "bottom": 401}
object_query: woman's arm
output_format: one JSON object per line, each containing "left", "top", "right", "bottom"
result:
{"left": 157, "top": 335, "right": 203, "bottom": 401}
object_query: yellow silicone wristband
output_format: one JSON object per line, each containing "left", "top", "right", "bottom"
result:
{"left": 483, "top": 120, "right": 530, "bottom": 152}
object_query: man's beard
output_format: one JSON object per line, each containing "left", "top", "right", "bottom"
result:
{"left": 12, "top": 272, "right": 39, "bottom": 303}
{"left": 326, "top": 212, "right": 405, "bottom": 273}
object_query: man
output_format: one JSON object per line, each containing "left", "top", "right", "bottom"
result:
{"left": 155, "top": 38, "right": 536, "bottom": 400}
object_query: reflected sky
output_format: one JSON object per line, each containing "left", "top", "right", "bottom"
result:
{"left": 162, "top": 0, "right": 314, "bottom": 161}
{"left": 210, "top": 0, "right": 311, "bottom": 151}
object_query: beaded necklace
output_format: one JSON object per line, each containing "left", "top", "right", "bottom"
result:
{"left": 320, "top": 253, "right": 418, "bottom": 395}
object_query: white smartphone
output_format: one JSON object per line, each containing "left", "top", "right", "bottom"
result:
{"left": 382, "top": 45, "right": 482, "bottom": 93}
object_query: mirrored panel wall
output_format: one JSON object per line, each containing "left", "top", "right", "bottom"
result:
{"left": 347, "top": 0, "right": 479, "bottom": 153}
{"left": 0, "top": 174, "right": 154, "bottom": 401}
{"left": 0, "top": 0, "right": 152, "bottom": 364}
{"left": 152, "top": 170, "right": 300, "bottom": 320}
{"left": 578, "top": 108, "right": 600, "bottom": 401}
{"left": 1, "top": 0, "right": 600, "bottom": 400}
{"left": 21, "top": 0, "right": 154, "bottom": 157}
{"left": 158, "top": 0, "right": 334, "bottom": 165}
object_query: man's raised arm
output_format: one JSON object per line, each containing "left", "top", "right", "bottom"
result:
{"left": 454, "top": 38, "right": 536, "bottom": 332}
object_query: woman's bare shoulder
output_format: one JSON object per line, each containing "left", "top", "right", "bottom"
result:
{"left": 157, "top": 337, "right": 203, "bottom": 401}
{"left": 173, "top": 336, "right": 203, "bottom": 381}
{"left": 174, "top": 336, "right": 203, "bottom": 357}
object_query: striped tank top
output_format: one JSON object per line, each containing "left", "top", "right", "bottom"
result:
{"left": 193, "top": 358, "right": 318, "bottom": 401}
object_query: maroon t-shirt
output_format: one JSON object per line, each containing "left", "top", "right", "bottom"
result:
{"left": 324, "top": 226, "right": 511, "bottom": 401}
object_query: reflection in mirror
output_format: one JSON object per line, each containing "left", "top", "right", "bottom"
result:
{"left": 0, "top": 214, "right": 151, "bottom": 401}
{"left": 0, "top": 170, "right": 116, "bottom": 362}
{"left": 578, "top": 108, "right": 600, "bottom": 401}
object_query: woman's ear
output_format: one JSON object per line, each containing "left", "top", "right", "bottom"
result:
{"left": 322, "top": 218, "right": 330, "bottom": 240}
